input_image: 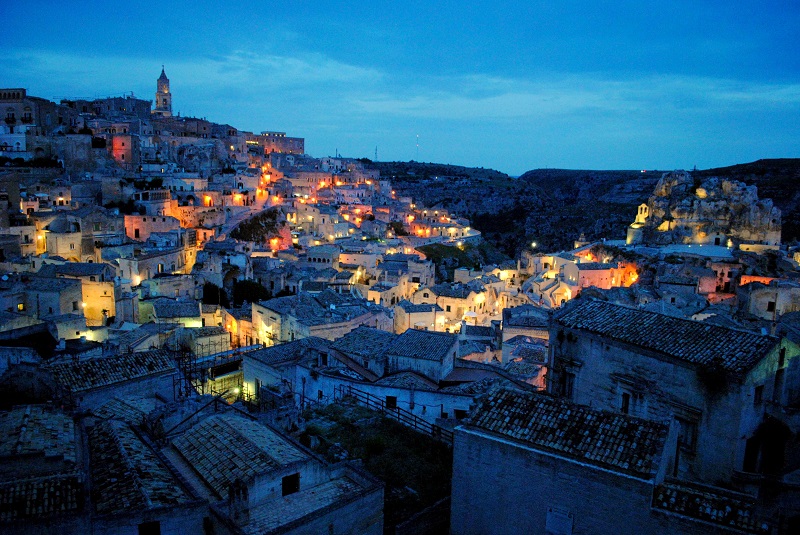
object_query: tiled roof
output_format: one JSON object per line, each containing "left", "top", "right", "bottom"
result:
{"left": 658, "top": 274, "right": 697, "bottom": 285}
{"left": 385, "top": 329, "right": 457, "bottom": 362}
{"left": 246, "top": 337, "right": 330, "bottom": 367}
{"left": 467, "top": 387, "right": 669, "bottom": 479}
{"left": 88, "top": 420, "right": 190, "bottom": 515}
{"left": 396, "top": 300, "right": 442, "bottom": 313}
{"left": 113, "top": 322, "right": 169, "bottom": 351}
{"left": 38, "top": 262, "right": 110, "bottom": 278}
{"left": 0, "top": 474, "right": 83, "bottom": 522}
{"left": 93, "top": 396, "right": 161, "bottom": 425}
{"left": 172, "top": 414, "right": 308, "bottom": 497}
{"left": 375, "top": 371, "right": 438, "bottom": 391}
{"left": 577, "top": 262, "right": 617, "bottom": 271}
{"left": 458, "top": 340, "right": 490, "bottom": 358}
{"left": 243, "top": 477, "right": 363, "bottom": 534}
{"left": 429, "top": 283, "right": 474, "bottom": 299}
{"left": 505, "top": 334, "right": 543, "bottom": 346}
{"left": 652, "top": 482, "right": 769, "bottom": 534}
{"left": 555, "top": 300, "right": 778, "bottom": 373}
{"left": 45, "top": 349, "right": 176, "bottom": 393}
{"left": 510, "top": 343, "right": 547, "bottom": 362}
{"left": 462, "top": 325, "right": 494, "bottom": 338}
{"left": 330, "top": 326, "right": 396, "bottom": 360}
{"left": 190, "top": 326, "right": 228, "bottom": 337}
{"left": 152, "top": 299, "right": 200, "bottom": 319}
{"left": 504, "top": 358, "right": 545, "bottom": 376}
{"left": 0, "top": 405, "right": 76, "bottom": 464}
{"left": 441, "top": 376, "right": 510, "bottom": 395}
{"left": 261, "top": 291, "right": 385, "bottom": 327}
{"left": 23, "top": 277, "right": 81, "bottom": 293}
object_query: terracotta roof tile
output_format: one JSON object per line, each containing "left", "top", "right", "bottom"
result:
{"left": 467, "top": 387, "right": 669, "bottom": 478}
{"left": 45, "top": 350, "right": 176, "bottom": 393}
{"left": 88, "top": 420, "right": 190, "bottom": 515}
{"left": 555, "top": 300, "right": 777, "bottom": 373}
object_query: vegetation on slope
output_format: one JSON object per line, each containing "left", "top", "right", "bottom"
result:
{"left": 301, "top": 401, "right": 452, "bottom": 530}
{"left": 230, "top": 208, "right": 282, "bottom": 242}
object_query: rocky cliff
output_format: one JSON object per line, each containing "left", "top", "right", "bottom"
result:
{"left": 634, "top": 170, "right": 781, "bottom": 246}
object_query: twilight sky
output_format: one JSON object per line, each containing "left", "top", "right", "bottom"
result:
{"left": 2, "top": 1, "right": 799, "bottom": 175}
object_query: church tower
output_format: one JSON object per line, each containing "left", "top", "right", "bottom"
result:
{"left": 152, "top": 66, "right": 172, "bottom": 117}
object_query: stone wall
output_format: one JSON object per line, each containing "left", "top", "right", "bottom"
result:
{"left": 451, "top": 427, "right": 712, "bottom": 535}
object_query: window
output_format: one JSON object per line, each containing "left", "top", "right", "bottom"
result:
{"left": 675, "top": 417, "right": 697, "bottom": 452}
{"left": 138, "top": 520, "right": 161, "bottom": 535}
{"left": 767, "top": 301, "right": 776, "bottom": 313}
{"left": 754, "top": 385, "right": 764, "bottom": 405}
{"left": 423, "top": 293, "right": 429, "bottom": 298}
{"left": 774, "top": 368, "right": 785, "bottom": 403}
{"left": 69, "top": 243, "right": 75, "bottom": 250}
{"left": 446, "top": 305, "right": 451, "bottom": 312}
{"left": 385, "top": 396, "right": 397, "bottom": 409}
{"left": 621, "top": 392, "right": 631, "bottom": 414}
{"left": 454, "top": 409, "right": 468, "bottom": 420}
{"left": 16, "top": 303, "right": 24, "bottom": 312}
{"left": 282, "top": 473, "right": 300, "bottom": 496}
{"left": 134, "top": 229, "right": 140, "bottom": 238}
{"left": 72, "top": 301, "right": 79, "bottom": 311}
{"left": 779, "top": 347, "right": 786, "bottom": 368}
{"left": 557, "top": 371, "right": 575, "bottom": 399}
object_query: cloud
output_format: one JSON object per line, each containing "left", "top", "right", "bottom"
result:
{"left": 352, "top": 73, "right": 800, "bottom": 121}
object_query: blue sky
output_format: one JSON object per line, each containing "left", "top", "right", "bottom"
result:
{"left": 2, "top": 1, "right": 799, "bottom": 175}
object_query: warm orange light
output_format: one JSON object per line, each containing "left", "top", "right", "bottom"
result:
{"left": 273, "top": 196, "right": 280, "bottom": 202}
{"left": 335, "top": 181, "right": 343, "bottom": 186}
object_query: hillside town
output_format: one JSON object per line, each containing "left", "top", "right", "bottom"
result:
{"left": 1, "top": 71, "right": 799, "bottom": 534}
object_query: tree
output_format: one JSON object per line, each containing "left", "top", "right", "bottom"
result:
{"left": 387, "top": 221, "right": 409, "bottom": 236}
{"left": 232, "top": 280, "right": 271, "bottom": 306}
{"left": 201, "top": 282, "right": 229, "bottom": 307}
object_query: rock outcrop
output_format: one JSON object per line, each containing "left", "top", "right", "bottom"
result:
{"left": 627, "top": 170, "right": 781, "bottom": 246}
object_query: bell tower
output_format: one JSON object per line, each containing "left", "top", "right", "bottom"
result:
{"left": 153, "top": 66, "right": 172, "bottom": 117}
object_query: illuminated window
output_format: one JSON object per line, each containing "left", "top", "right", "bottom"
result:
{"left": 17, "top": 303, "right": 24, "bottom": 312}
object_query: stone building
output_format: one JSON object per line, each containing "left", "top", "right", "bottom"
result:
{"left": 0, "top": 405, "right": 88, "bottom": 534}
{"left": 451, "top": 387, "right": 773, "bottom": 534}
{"left": 171, "top": 412, "right": 383, "bottom": 534}
{"left": 44, "top": 349, "right": 178, "bottom": 410}
{"left": 251, "top": 290, "right": 392, "bottom": 345}
{"left": 549, "top": 299, "right": 800, "bottom": 488}
{"left": 152, "top": 67, "right": 172, "bottom": 118}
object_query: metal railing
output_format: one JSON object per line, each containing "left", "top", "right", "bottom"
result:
{"left": 334, "top": 384, "right": 453, "bottom": 445}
